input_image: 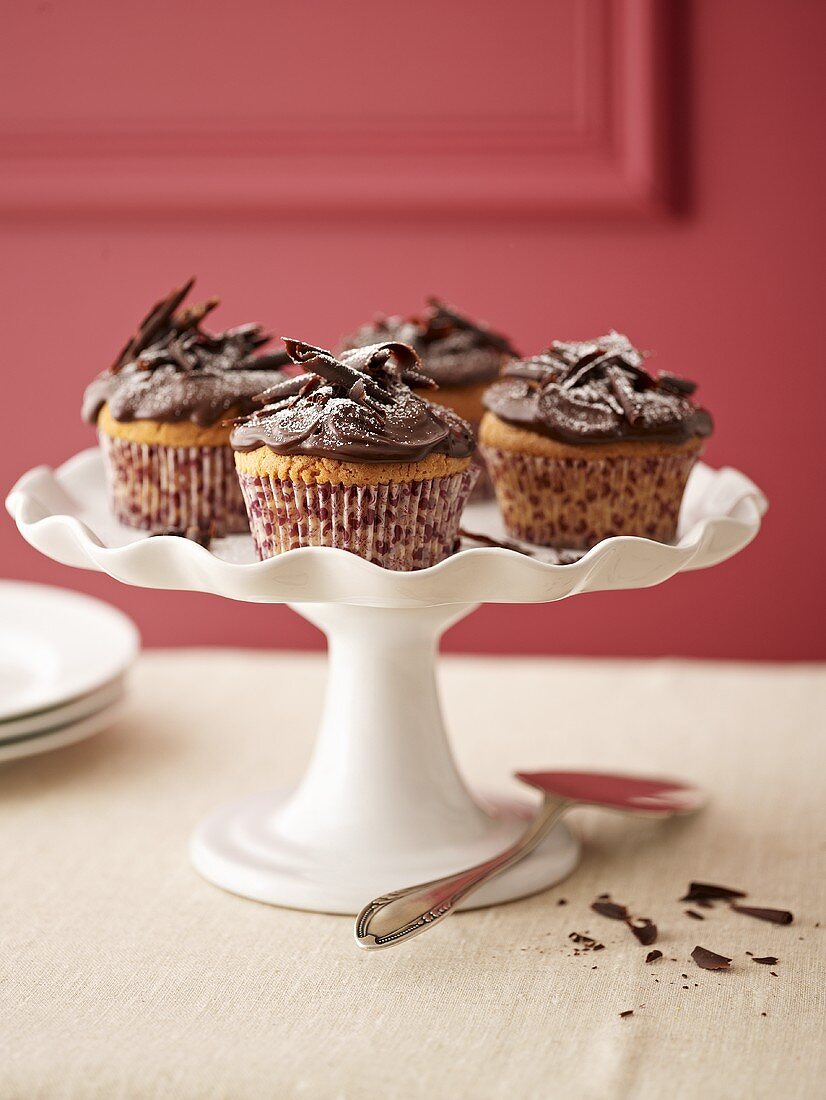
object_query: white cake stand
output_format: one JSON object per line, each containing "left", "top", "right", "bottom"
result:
{"left": 7, "top": 450, "right": 766, "bottom": 914}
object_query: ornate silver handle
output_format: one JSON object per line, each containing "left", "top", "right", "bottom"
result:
{"left": 355, "top": 797, "right": 568, "bottom": 949}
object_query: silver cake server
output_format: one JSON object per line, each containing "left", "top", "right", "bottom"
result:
{"left": 355, "top": 771, "right": 704, "bottom": 950}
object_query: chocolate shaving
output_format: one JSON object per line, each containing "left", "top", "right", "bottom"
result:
{"left": 680, "top": 882, "right": 746, "bottom": 903}
{"left": 112, "top": 277, "right": 195, "bottom": 371}
{"left": 658, "top": 372, "right": 697, "bottom": 396}
{"left": 685, "top": 909, "right": 705, "bottom": 920}
{"left": 691, "top": 946, "right": 732, "bottom": 971}
{"left": 591, "top": 900, "right": 629, "bottom": 921}
{"left": 646, "top": 950, "right": 663, "bottom": 963}
{"left": 108, "top": 277, "right": 278, "bottom": 378}
{"left": 731, "top": 905, "right": 794, "bottom": 925}
{"left": 174, "top": 296, "right": 220, "bottom": 331}
{"left": 627, "top": 919, "right": 658, "bottom": 946}
{"left": 459, "top": 529, "right": 536, "bottom": 556}
{"left": 425, "top": 297, "right": 519, "bottom": 357}
{"left": 241, "top": 349, "right": 291, "bottom": 371}
{"left": 619, "top": 1010, "right": 634, "bottom": 1019}
{"left": 150, "top": 521, "right": 217, "bottom": 548}
{"left": 752, "top": 956, "right": 778, "bottom": 965}
{"left": 606, "top": 365, "right": 642, "bottom": 424}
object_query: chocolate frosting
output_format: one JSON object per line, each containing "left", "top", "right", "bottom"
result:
{"left": 230, "top": 339, "right": 476, "bottom": 463}
{"left": 341, "top": 298, "right": 519, "bottom": 387}
{"left": 483, "top": 332, "right": 713, "bottom": 445}
{"left": 82, "top": 278, "right": 289, "bottom": 427}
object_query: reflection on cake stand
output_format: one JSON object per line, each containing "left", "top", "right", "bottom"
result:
{"left": 7, "top": 450, "right": 766, "bottom": 915}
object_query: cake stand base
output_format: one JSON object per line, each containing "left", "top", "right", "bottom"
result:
{"left": 190, "top": 600, "right": 580, "bottom": 915}
{"left": 191, "top": 791, "right": 578, "bottom": 915}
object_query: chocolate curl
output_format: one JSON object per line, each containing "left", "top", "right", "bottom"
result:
{"left": 112, "top": 277, "right": 196, "bottom": 371}
{"left": 731, "top": 905, "right": 794, "bottom": 925}
{"left": 606, "top": 365, "right": 642, "bottom": 424}
{"left": 243, "top": 350, "right": 292, "bottom": 371}
{"left": 283, "top": 339, "right": 377, "bottom": 395}
{"left": 174, "top": 296, "right": 220, "bottom": 332}
{"left": 252, "top": 374, "right": 313, "bottom": 404}
{"left": 359, "top": 345, "right": 437, "bottom": 391}
{"left": 691, "top": 946, "right": 732, "bottom": 971}
{"left": 659, "top": 372, "right": 698, "bottom": 396}
{"left": 504, "top": 356, "right": 565, "bottom": 386}
{"left": 426, "top": 297, "right": 520, "bottom": 357}
{"left": 283, "top": 339, "right": 412, "bottom": 405}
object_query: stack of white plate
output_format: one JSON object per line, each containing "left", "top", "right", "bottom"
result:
{"left": 0, "top": 581, "right": 139, "bottom": 763}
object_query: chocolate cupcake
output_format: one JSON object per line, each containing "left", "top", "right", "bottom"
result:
{"left": 231, "top": 339, "right": 477, "bottom": 570}
{"left": 480, "top": 332, "right": 713, "bottom": 550}
{"left": 82, "top": 279, "right": 288, "bottom": 536}
{"left": 342, "top": 299, "right": 518, "bottom": 496}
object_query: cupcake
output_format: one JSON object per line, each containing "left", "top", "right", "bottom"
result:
{"left": 231, "top": 339, "right": 478, "bottom": 570}
{"left": 480, "top": 332, "right": 713, "bottom": 550}
{"left": 82, "top": 279, "right": 288, "bottom": 536}
{"left": 342, "top": 299, "right": 519, "bottom": 495}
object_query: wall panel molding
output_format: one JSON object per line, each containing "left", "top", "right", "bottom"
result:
{"left": 0, "top": 0, "right": 671, "bottom": 217}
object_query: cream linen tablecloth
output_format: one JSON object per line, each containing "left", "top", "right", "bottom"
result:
{"left": 1, "top": 651, "right": 823, "bottom": 1100}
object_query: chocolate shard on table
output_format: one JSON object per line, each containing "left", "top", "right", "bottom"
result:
{"left": 752, "top": 956, "right": 779, "bottom": 965}
{"left": 680, "top": 882, "right": 747, "bottom": 903}
{"left": 691, "top": 945, "right": 732, "bottom": 970}
{"left": 646, "top": 950, "right": 663, "bottom": 963}
{"left": 731, "top": 905, "right": 794, "bottom": 925}
{"left": 591, "top": 899, "right": 630, "bottom": 921}
{"left": 627, "top": 918, "right": 658, "bottom": 946}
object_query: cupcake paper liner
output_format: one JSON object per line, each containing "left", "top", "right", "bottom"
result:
{"left": 480, "top": 444, "right": 700, "bottom": 550}
{"left": 99, "top": 433, "right": 249, "bottom": 535}
{"left": 237, "top": 467, "right": 478, "bottom": 571}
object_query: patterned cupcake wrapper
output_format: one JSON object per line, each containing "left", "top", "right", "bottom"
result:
{"left": 480, "top": 444, "right": 701, "bottom": 550}
{"left": 99, "top": 433, "right": 249, "bottom": 535}
{"left": 237, "top": 467, "right": 478, "bottom": 571}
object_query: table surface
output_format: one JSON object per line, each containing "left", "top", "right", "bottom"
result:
{"left": 1, "top": 651, "right": 824, "bottom": 1100}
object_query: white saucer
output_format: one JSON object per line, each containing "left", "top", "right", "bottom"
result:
{"left": 0, "top": 698, "right": 125, "bottom": 763}
{"left": 0, "top": 677, "right": 125, "bottom": 740}
{"left": 0, "top": 581, "right": 139, "bottom": 722}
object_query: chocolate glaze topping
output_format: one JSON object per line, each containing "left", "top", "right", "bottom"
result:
{"left": 483, "top": 332, "right": 713, "bottom": 445}
{"left": 82, "top": 278, "right": 289, "bottom": 427}
{"left": 341, "top": 298, "right": 519, "bottom": 387}
{"left": 230, "top": 339, "right": 476, "bottom": 463}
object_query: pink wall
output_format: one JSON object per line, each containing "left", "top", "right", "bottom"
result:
{"left": 1, "top": 1, "right": 824, "bottom": 659}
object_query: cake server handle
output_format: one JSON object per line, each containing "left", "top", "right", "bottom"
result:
{"left": 354, "top": 797, "right": 568, "bottom": 949}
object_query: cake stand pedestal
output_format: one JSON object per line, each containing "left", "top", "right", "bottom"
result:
{"left": 192, "top": 601, "right": 577, "bottom": 912}
{"left": 7, "top": 450, "right": 766, "bottom": 915}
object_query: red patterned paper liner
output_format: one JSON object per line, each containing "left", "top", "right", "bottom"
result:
{"left": 238, "top": 467, "right": 478, "bottom": 570}
{"left": 480, "top": 444, "right": 700, "bottom": 549}
{"left": 99, "top": 433, "right": 249, "bottom": 535}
